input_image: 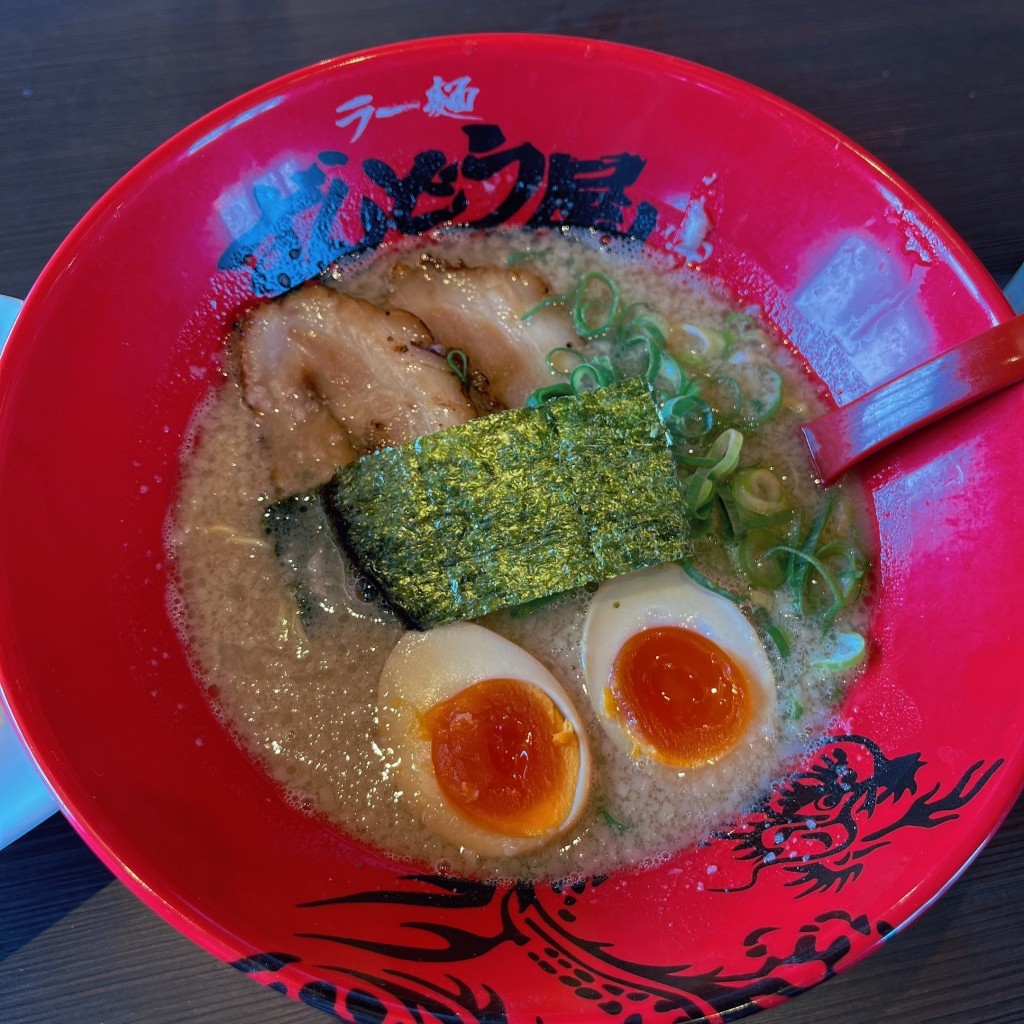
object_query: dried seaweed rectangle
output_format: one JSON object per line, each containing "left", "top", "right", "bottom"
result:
{"left": 323, "top": 378, "right": 690, "bottom": 627}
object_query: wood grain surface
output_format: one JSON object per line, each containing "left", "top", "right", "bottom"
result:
{"left": 2, "top": 2, "right": 1023, "bottom": 1022}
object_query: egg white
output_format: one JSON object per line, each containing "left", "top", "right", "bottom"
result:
{"left": 377, "top": 621, "right": 592, "bottom": 858}
{"left": 581, "top": 564, "right": 778, "bottom": 769}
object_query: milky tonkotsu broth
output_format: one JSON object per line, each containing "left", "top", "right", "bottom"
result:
{"left": 168, "top": 229, "right": 869, "bottom": 881}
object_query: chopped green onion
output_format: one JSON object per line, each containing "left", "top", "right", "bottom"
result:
{"left": 520, "top": 291, "right": 567, "bottom": 321}
{"left": 618, "top": 303, "right": 669, "bottom": 348}
{"left": 716, "top": 486, "right": 747, "bottom": 542}
{"left": 660, "top": 394, "right": 714, "bottom": 441}
{"left": 572, "top": 272, "right": 620, "bottom": 338}
{"left": 524, "top": 265, "right": 868, "bottom": 654}
{"left": 706, "top": 428, "right": 744, "bottom": 481}
{"left": 732, "top": 467, "right": 786, "bottom": 516}
{"left": 766, "top": 543, "right": 847, "bottom": 628}
{"left": 546, "top": 347, "right": 586, "bottom": 374}
{"left": 789, "top": 492, "right": 837, "bottom": 612}
{"left": 569, "top": 362, "right": 612, "bottom": 393}
{"left": 525, "top": 382, "right": 574, "bottom": 407}
{"left": 705, "top": 374, "right": 743, "bottom": 420}
{"left": 510, "top": 591, "right": 566, "bottom": 617}
{"left": 811, "top": 630, "right": 867, "bottom": 673}
{"left": 651, "top": 349, "right": 684, "bottom": 396}
{"left": 685, "top": 469, "right": 715, "bottom": 512}
{"left": 752, "top": 606, "right": 791, "bottom": 658}
{"left": 606, "top": 346, "right": 640, "bottom": 380}
{"left": 817, "top": 539, "right": 868, "bottom": 605}
{"left": 738, "top": 528, "right": 788, "bottom": 588}
{"left": 598, "top": 807, "right": 633, "bottom": 833}
{"left": 673, "top": 450, "right": 720, "bottom": 468}
{"left": 682, "top": 562, "right": 744, "bottom": 604}
{"left": 680, "top": 323, "right": 729, "bottom": 360}
{"left": 609, "top": 336, "right": 654, "bottom": 380}
{"left": 446, "top": 349, "right": 469, "bottom": 384}
{"left": 738, "top": 366, "right": 784, "bottom": 426}
{"left": 737, "top": 507, "right": 799, "bottom": 533}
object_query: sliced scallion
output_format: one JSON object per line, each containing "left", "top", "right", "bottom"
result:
{"left": 752, "top": 606, "right": 791, "bottom": 658}
{"left": 506, "top": 250, "right": 537, "bottom": 265}
{"left": 525, "top": 382, "right": 574, "bottom": 407}
{"left": 598, "top": 807, "right": 633, "bottom": 833}
{"left": 446, "top": 349, "right": 469, "bottom": 384}
{"left": 789, "top": 491, "right": 837, "bottom": 612}
{"left": 706, "top": 428, "right": 744, "bottom": 481}
{"left": 716, "top": 486, "right": 747, "bottom": 542}
{"left": 739, "top": 365, "right": 784, "bottom": 427}
{"left": 811, "top": 630, "right": 867, "bottom": 673}
{"left": 572, "top": 272, "right": 620, "bottom": 338}
{"left": 570, "top": 362, "right": 612, "bottom": 393}
{"left": 546, "top": 347, "right": 586, "bottom": 375}
{"left": 660, "top": 394, "right": 714, "bottom": 441}
{"left": 766, "top": 543, "right": 847, "bottom": 628}
{"left": 682, "top": 562, "right": 744, "bottom": 604}
{"left": 618, "top": 303, "right": 669, "bottom": 347}
{"left": 685, "top": 469, "right": 715, "bottom": 512}
{"left": 705, "top": 374, "right": 743, "bottom": 420}
{"left": 520, "top": 291, "right": 566, "bottom": 321}
{"left": 732, "top": 467, "right": 786, "bottom": 516}
{"left": 521, "top": 265, "right": 869, "bottom": 650}
{"left": 817, "top": 539, "right": 869, "bottom": 607}
{"left": 651, "top": 349, "right": 684, "bottom": 396}
{"left": 680, "top": 323, "right": 729, "bottom": 361}
{"left": 738, "top": 528, "right": 788, "bottom": 589}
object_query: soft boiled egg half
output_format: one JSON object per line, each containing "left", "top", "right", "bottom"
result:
{"left": 378, "top": 622, "right": 592, "bottom": 857}
{"left": 583, "top": 564, "right": 778, "bottom": 770}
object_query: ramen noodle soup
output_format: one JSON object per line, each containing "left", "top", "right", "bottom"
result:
{"left": 167, "top": 228, "right": 872, "bottom": 881}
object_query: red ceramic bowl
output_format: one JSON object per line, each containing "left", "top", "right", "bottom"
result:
{"left": 1, "top": 34, "right": 1021, "bottom": 1024}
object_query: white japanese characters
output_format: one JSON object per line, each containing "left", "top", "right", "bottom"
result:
{"left": 336, "top": 75, "right": 481, "bottom": 141}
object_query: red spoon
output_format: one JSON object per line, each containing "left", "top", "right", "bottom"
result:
{"left": 801, "top": 312, "right": 1024, "bottom": 485}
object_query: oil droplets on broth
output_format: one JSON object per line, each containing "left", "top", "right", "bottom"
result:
{"left": 166, "top": 227, "right": 872, "bottom": 881}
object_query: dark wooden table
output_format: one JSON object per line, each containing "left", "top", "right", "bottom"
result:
{"left": 2, "top": 2, "right": 1023, "bottom": 1022}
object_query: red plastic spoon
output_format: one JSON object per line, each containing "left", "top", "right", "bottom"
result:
{"left": 801, "top": 312, "right": 1024, "bottom": 485}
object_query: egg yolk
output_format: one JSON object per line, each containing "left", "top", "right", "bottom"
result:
{"left": 608, "top": 626, "right": 753, "bottom": 767}
{"left": 421, "top": 678, "right": 580, "bottom": 838}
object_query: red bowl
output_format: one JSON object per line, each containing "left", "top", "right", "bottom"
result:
{"left": 1, "top": 34, "right": 1020, "bottom": 1023}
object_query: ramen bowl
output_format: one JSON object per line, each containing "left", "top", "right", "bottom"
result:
{"left": 1, "top": 34, "right": 1021, "bottom": 1023}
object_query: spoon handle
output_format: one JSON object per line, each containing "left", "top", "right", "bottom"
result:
{"left": 801, "top": 312, "right": 1024, "bottom": 485}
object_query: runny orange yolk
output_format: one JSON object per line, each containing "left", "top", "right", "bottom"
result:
{"left": 608, "top": 626, "right": 753, "bottom": 768}
{"left": 421, "top": 678, "right": 580, "bottom": 838}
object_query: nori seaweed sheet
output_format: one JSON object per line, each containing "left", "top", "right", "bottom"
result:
{"left": 263, "top": 491, "right": 346, "bottom": 629}
{"left": 322, "top": 377, "right": 690, "bottom": 628}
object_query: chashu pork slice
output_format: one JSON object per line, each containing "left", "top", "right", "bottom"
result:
{"left": 238, "top": 283, "right": 476, "bottom": 496}
{"left": 387, "top": 254, "right": 579, "bottom": 408}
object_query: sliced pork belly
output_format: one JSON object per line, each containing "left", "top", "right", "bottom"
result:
{"left": 238, "top": 283, "right": 476, "bottom": 496}
{"left": 387, "top": 255, "right": 578, "bottom": 408}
